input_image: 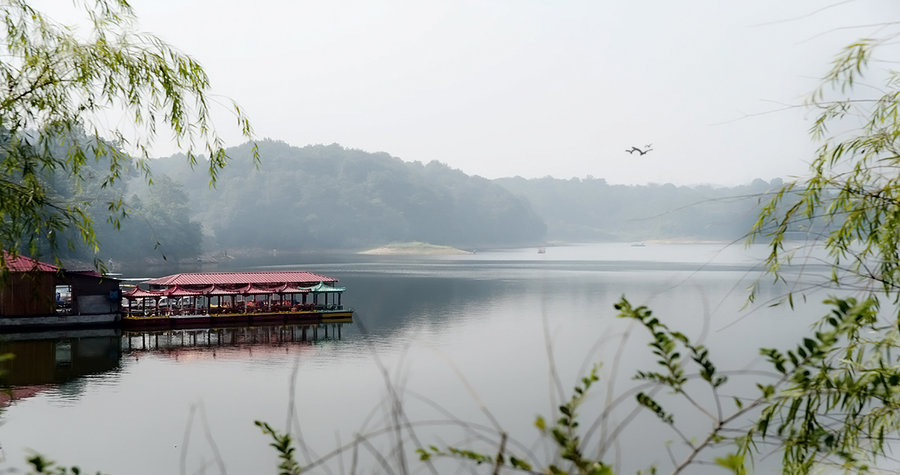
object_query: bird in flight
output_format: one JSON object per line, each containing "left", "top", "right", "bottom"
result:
{"left": 626, "top": 144, "right": 653, "bottom": 156}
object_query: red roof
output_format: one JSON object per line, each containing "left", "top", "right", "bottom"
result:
{"left": 123, "top": 283, "right": 314, "bottom": 299}
{"left": 1, "top": 251, "right": 58, "bottom": 273}
{"left": 142, "top": 271, "right": 337, "bottom": 287}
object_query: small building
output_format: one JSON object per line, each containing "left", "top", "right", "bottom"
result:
{"left": 0, "top": 252, "right": 58, "bottom": 316}
{"left": 0, "top": 252, "right": 121, "bottom": 330}
{"left": 61, "top": 270, "right": 122, "bottom": 317}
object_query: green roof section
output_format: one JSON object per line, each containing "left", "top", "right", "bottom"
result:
{"left": 303, "top": 282, "right": 346, "bottom": 293}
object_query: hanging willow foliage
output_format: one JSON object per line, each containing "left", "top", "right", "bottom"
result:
{"left": 752, "top": 36, "right": 900, "bottom": 299}
{"left": 0, "top": 0, "right": 256, "bottom": 270}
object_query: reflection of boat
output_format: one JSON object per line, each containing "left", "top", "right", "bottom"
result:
{"left": 121, "top": 271, "right": 353, "bottom": 330}
{"left": 537, "top": 247, "right": 546, "bottom": 254}
{"left": 0, "top": 322, "right": 350, "bottom": 407}
{"left": 122, "top": 322, "right": 348, "bottom": 356}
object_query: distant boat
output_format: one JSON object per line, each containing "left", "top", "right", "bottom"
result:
{"left": 630, "top": 242, "right": 646, "bottom": 247}
{"left": 537, "top": 247, "right": 546, "bottom": 254}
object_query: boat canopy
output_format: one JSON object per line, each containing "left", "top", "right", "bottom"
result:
{"left": 123, "top": 287, "right": 166, "bottom": 298}
{"left": 124, "top": 272, "right": 344, "bottom": 300}
{"left": 302, "top": 282, "right": 346, "bottom": 293}
{"left": 142, "top": 271, "right": 337, "bottom": 287}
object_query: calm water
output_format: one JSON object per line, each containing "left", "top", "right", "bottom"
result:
{"left": 0, "top": 243, "right": 838, "bottom": 474}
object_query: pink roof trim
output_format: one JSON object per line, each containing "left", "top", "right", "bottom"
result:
{"left": 165, "top": 285, "right": 209, "bottom": 296}
{"left": 142, "top": 271, "right": 337, "bottom": 287}
{"left": 123, "top": 287, "right": 166, "bottom": 298}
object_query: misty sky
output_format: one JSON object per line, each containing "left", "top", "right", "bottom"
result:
{"left": 53, "top": 1, "right": 900, "bottom": 185}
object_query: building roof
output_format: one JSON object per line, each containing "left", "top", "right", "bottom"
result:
{"left": 306, "top": 282, "right": 346, "bottom": 293}
{"left": 1, "top": 251, "right": 58, "bottom": 273}
{"left": 123, "top": 283, "right": 327, "bottom": 299}
{"left": 123, "top": 287, "right": 166, "bottom": 298}
{"left": 142, "top": 271, "right": 338, "bottom": 287}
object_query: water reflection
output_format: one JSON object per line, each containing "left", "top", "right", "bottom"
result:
{"left": 0, "top": 322, "right": 349, "bottom": 406}
{"left": 0, "top": 329, "right": 122, "bottom": 407}
{"left": 0, "top": 244, "right": 829, "bottom": 474}
{"left": 122, "top": 322, "right": 349, "bottom": 355}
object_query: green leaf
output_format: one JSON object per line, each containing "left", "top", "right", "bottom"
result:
{"left": 714, "top": 453, "right": 747, "bottom": 475}
{"left": 535, "top": 415, "right": 546, "bottom": 432}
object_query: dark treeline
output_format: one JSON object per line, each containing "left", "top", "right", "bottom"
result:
{"left": 52, "top": 139, "right": 788, "bottom": 265}
{"left": 28, "top": 132, "right": 201, "bottom": 267}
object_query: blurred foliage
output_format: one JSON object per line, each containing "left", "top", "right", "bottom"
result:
{"left": 24, "top": 454, "right": 105, "bottom": 475}
{"left": 753, "top": 37, "right": 900, "bottom": 297}
{"left": 255, "top": 421, "right": 303, "bottom": 475}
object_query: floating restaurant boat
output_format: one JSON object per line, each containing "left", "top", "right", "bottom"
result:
{"left": 121, "top": 270, "right": 352, "bottom": 329}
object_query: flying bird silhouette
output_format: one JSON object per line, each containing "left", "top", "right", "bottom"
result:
{"left": 626, "top": 144, "right": 653, "bottom": 156}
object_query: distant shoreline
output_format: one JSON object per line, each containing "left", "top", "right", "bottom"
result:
{"left": 359, "top": 242, "right": 474, "bottom": 256}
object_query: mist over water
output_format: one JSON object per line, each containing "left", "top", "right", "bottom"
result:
{"left": 0, "top": 243, "right": 838, "bottom": 473}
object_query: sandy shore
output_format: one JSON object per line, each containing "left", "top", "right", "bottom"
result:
{"left": 359, "top": 242, "right": 474, "bottom": 255}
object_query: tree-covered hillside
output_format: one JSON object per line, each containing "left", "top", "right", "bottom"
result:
{"left": 50, "top": 139, "right": 791, "bottom": 264}
{"left": 152, "top": 140, "right": 547, "bottom": 251}
{"left": 34, "top": 134, "right": 202, "bottom": 267}
{"left": 134, "top": 140, "right": 789, "bottom": 259}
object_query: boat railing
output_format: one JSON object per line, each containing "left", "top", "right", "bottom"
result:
{"left": 122, "top": 302, "right": 344, "bottom": 318}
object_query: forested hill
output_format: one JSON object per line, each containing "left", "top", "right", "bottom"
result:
{"left": 76, "top": 139, "right": 791, "bottom": 264}
{"left": 151, "top": 140, "right": 547, "bottom": 251}
{"left": 495, "top": 176, "right": 784, "bottom": 242}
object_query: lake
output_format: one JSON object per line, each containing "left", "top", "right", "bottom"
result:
{"left": 0, "top": 243, "right": 838, "bottom": 474}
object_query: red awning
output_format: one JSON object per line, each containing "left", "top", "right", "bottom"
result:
{"left": 241, "top": 284, "right": 275, "bottom": 295}
{"left": 164, "top": 285, "right": 211, "bottom": 297}
{"left": 206, "top": 285, "right": 244, "bottom": 296}
{"left": 123, "top": 287, "right": 166, "bottom": 299}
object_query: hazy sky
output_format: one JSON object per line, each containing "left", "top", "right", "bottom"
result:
{"left": 54, "top": 1, "right": 900, "bottom": 185}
